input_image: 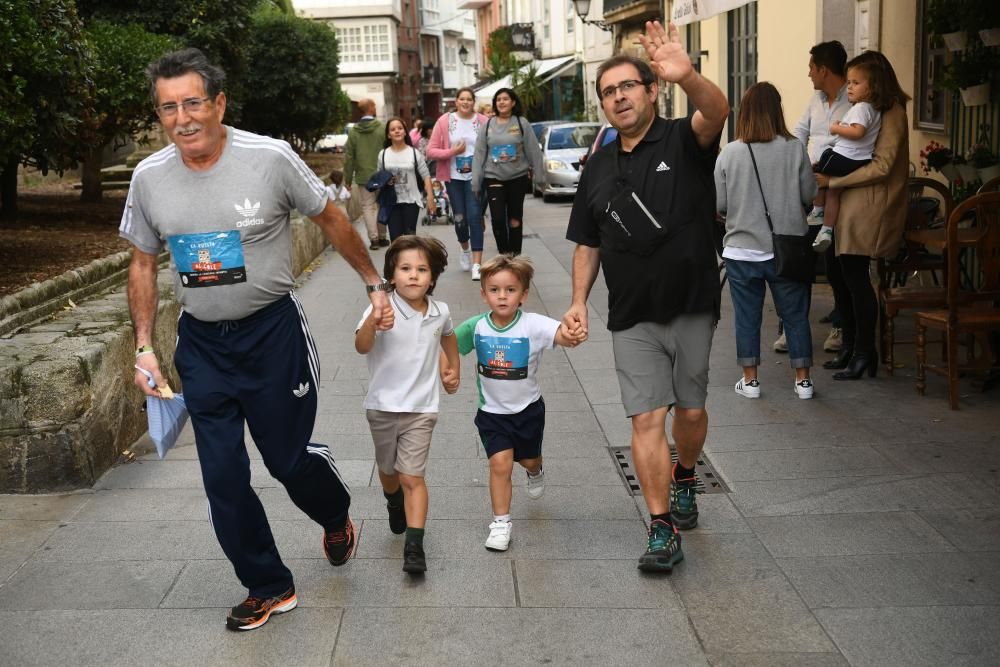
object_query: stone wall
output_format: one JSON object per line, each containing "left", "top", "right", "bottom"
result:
{"left": 0, "top": 215, "right": 327, "bottom": 493}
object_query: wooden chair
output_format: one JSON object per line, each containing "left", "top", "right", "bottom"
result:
{"left": 979, "top": 174, "right": 1000, "bottom": 193}
{"left": 879, "top": 178, "right": 953, "bottom": 374}
{"left": 915, "top": 192, "right": 1000, "bottom": 408}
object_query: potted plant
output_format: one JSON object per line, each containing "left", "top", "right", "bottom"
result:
{"left": 967, "top": 0, "right": 1000, "bottom": 45}
{"left": 928, "top": 0, "right": 968, "bottom": 50}
{"left": 921, "top": 141, "right": 958, "bottom": 181}
{"left": 967, "top": 142, "right": 1000, "bottom": 183}
{"left": 941, "top": 46, "right": 995, "bottom": 105}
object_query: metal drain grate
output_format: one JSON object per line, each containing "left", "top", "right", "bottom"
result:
{"left": 609, "top": 447, "right": 730, "bottom": 496}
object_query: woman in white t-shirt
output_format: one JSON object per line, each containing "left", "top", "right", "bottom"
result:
{"left": 427, "top": 88, "right": 490, "bottom": 279}
{"left": 377, "top": 118, "right": 435, "bottom": 240}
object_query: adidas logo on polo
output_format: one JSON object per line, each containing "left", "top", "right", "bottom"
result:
{"left": 656, "top": 161, "right": 670, "bottom": 172}
{"left": 292, "top": 382, "right": 310, "bottom": 398}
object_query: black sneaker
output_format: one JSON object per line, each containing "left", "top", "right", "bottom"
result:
{"left": 402, "top": 542, "right": 426, "bottom": 574}
{"left": 669, "top": 465, "right": 703, "bottom": 530}
{"left": 637, "top": 520, "right": 683, "bottom": 573}
{"left": 378, "top": 238, "right": 390, "bottom": 247}
{"left": 225, "top": 586, "right": 297, "bottom": 631}
{"left": 323, "top": 518, "right": 357, "bottom": 566}
{"left": 369, "top": 241, "right": 380, "bottom": 251}
{"left": 387, "top": 500, "right": 406, "bottom": 535}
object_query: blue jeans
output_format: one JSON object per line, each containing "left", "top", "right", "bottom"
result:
{"left": 445, "top": 179, "right": 484, "bottom": 252}
{"left": 726, "top": 258, "right": 813, "bottom": 368}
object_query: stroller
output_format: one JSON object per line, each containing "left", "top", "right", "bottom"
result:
{"left": 423, "top": 179, "right": 454, "bottom": 225}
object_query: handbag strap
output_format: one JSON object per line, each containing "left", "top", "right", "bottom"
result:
{"left": 746, "top": 144, "right": 774, "bottom": 233}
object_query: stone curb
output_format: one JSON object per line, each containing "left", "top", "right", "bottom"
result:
{"left": 0, "top": 215, "right": 327, "bottom": 493}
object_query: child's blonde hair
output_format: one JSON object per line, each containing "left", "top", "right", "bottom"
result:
{"left": 383, "top": 235, "right": 449, "bottom": 294}
{"left": 478, "top": 254, "right": 534, "bottom": 290}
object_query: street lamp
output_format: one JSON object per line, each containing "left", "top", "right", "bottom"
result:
{"left": 572, "top": 0, "right": 611, "bottom": 32}
{"left": 457, "top": 44, "right": 478, "bottom": 79}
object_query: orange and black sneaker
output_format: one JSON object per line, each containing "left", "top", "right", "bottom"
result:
{"left": 323, "top": 517, "right": 357, "bottom": 566}
{"left": 225, "top": 586, "right": 297, "bottom": 631}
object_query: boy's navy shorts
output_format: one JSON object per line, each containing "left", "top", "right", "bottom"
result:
{"left": 475, "top": 398, "right": 545, "bottom": 461}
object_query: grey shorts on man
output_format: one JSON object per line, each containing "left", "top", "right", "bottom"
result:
{"left": 612, "top": 313, "right": 716, "bottom": 416}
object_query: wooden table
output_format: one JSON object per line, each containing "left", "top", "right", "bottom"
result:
{"left": 904, "top": 227, "right": 981, "bottom": 250}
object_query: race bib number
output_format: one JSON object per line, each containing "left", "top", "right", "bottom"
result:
{"left": 455, "top": 155, "right": 473, "bottom": 174}
{"left": 490, "top": 144, "right": 519, "bottom": 164}
{"left": 475, "top": 334, "right": 528, "bottom": 380}
{"left": 168, "top": 230, "right": 247, "bottom": 288}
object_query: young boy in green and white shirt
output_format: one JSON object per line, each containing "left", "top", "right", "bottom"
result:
{"left": 455, "top": 255, "right": 584, "bottom": 551}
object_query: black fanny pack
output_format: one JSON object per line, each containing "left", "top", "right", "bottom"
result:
{"left": 603, "top": 183, "right": 673, "bottom": 255}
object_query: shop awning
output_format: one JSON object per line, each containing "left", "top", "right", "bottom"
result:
{"left": 670, "top": 0, "right": 754, "bottom": 26}
{"left": 474, "top": 55, "right": 579, "bottom": 103}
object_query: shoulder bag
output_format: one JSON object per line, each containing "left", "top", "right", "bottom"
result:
{"left": 747, "top": 144, "right": 815, "bottom": 283}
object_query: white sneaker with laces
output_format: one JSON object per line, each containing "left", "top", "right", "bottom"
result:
{"left": 485, "top": 520, "right": 512, "bottom": 551}
{"left": 735, "top": 376, "right": 761, "bottom": 399}
{"left": 773, "top": 333, "right": 788, "bottom": 353}
{"left": 460, "top": 250, "right": 472, "bottom": 272}
{"left": 471, "top": 263, "right": 481, "bottom": 281}
{"left": 526, "top": 468, "right": 545, "bottom": 499}
{"left": 806, "top": 208, "right": 825, "bottom": 225}
{"left": 823, "top": 327, "right": 843, "bottom": 352}
{"left": 794, "top": 378, "right": 815, "bottom": 399}
{"left": 812, "top": 226, "right": 833, "bottom": 252}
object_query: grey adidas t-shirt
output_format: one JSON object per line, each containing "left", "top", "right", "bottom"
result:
{"left": 119, "top": 127, "right": 328, "bottom": 321}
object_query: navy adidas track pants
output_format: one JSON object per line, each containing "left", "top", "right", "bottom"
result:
{"left": 174, "top": 293, "right": 351, "bottom": 598}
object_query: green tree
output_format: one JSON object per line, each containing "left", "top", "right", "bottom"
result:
{"left": 486, "top": 26, "right": 518, "bottom": 78}
{"left": 78, "top": 21, "right": 177, "bottom": 202}
{"left": 77, "top": 0, "right": 261, "bottom": 124}
{"left": 0, "top": 0, "right": 94, "bottom": 219}
{"left": 240, "top": 9, "right": 344, "bottom": 152}
{"left": 510, "top": 65, "right": 543, "bottom": 113}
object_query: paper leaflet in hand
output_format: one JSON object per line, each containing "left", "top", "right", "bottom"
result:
{"left": 135, "top": 365, "right": 189, "bottom": 459}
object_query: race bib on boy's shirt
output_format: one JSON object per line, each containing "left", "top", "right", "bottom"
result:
{"left": 168, "top": 230, "right": 247, "bottom": 288}
{"left": 490, "top": 144, "right": 519, "bottom": 163}
{"left": 475, "top": 335, "right": 529, "bottom": 380}
{"left": 455, "top": 155, "right": 473, "bottom": 174}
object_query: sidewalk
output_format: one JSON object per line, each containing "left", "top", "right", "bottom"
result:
{"left": 1, "top": 197, "right": 998, "bottom": 666}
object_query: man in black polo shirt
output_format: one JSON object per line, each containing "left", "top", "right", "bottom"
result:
{"left": 563, "top": 21, "right": 728, "bottom": 573}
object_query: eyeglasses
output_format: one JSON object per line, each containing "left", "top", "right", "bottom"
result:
{"left": 600, "top": 79, "right": 644, "bottom": 100}
{"left": 155, "top": 97, "right": 212, "bottom": 117}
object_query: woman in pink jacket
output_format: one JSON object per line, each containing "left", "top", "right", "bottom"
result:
{"left": 427, "top": 87, "right": 489, "bottom": 279}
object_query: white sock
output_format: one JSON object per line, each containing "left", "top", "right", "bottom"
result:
{"left": 527, "top": 466, "right": 543, "bottom": 477}
{"left": 493, "top": 514, "right": 511, "bottom": 523}
{"left": 812, "top": 206, "right": 825, "bottom": 214}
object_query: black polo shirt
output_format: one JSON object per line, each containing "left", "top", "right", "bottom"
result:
{"left": 566, "top": 116, "right": 720, "bottom": 331}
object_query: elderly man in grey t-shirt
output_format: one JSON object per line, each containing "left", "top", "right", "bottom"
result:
{"left": 119, "top": 48, "right": 393, "bottom": 632}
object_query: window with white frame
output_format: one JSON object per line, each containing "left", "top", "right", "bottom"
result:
{"left": 334, "top": 23, "right": 392, "bottom": 63}
{"left": 445, "top": 45, "right": 457, "bottom": 70}
{"left": 567, "top": 3, "right": 574, "bottom": 33}
{"left": 544, "top": 4, "right": 551, "bottom": 39}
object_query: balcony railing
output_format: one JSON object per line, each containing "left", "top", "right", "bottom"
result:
{"left": 422, "top": 65, "right": 443, "bottom": 85}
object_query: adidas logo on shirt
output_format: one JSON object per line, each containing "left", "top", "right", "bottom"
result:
{"left": 292, "top": 382, "right": 310, "bottom": 398}
{"left": 656, "top": 161, "right": 670, "bottom": 172}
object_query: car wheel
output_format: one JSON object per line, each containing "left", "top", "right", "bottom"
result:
{"left": 542, "top": 193, "right": 555, "bottom": 203}
{"left": 533, "top": 186, "right": 542, "bottom": 198}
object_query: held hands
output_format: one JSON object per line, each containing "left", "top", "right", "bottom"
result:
{"left": 440, "top": 366, "right": 460, "bottom": 394}
{"left": 638, "top": 21, "right": 693, "bottom": 85}
{"left": 560, "top": 304, "right": 589, "bottom": 345}
{"left": 815, "top": 173, "right": 831, "bottom": 188}
{"left": 339, "top": 187, "right": 351, "bottom": 201}
{"left": 368, "top": 291, "right": 395, "bottom": 331}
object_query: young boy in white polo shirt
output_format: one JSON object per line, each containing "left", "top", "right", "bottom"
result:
{"left": 356, "top": 236, "right": 460, "bottom": 573}
{"left": 455, "top": 255, "right": 584, "bottom": 552}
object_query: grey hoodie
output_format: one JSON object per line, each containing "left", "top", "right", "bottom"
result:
{"left": 471, "top": 115, "right": 544, "bottom": 193}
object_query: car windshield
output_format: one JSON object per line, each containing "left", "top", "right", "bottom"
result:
{"left": 548, "top": 126, "right": 598, "bottom": 150}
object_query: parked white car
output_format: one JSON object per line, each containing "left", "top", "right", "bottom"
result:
{"left": 538, "top": 122, "right": 600, "bottom": 201}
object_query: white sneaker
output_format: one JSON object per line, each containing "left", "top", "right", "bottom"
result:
{"left": 735, "top": 376, "right": 761, "bottom": 399}
{"left": 812, "top": 226, "right": 833, "bottom": 253}
{"left": 485, "top": 520, "right": 512, "bottom": 551}
{"left": 459, "top": 250, "right": 472, "bottom": 272}
{"left": 806, "top": 208, "right": 825, "bottom": 225}
{"left": 773, "top": 333, "right": 788, "bottom": 353}
{"left": 823, "top": 327, "right": 843, "bottom": 352}
{"left": 526, "top": 468, "right": 545, "bottom": 499}
{"left": 794, "top": 378, "right": 815, "bottom": 399}
{"left": 471, "top": 263, "right": 481, "bottom": 281}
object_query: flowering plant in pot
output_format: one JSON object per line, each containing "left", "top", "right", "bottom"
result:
{"left": 920, "top": 141, "right": 955, "bottom": 178}
{"left": 940, "top": 46, "right": 995, "bottom": 106}
{"left": 967, "top": 142, "right": 1000, "bottom": 182}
